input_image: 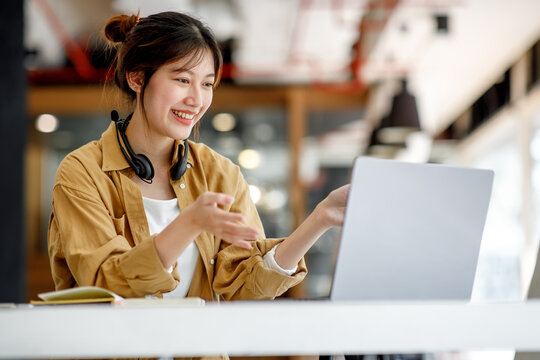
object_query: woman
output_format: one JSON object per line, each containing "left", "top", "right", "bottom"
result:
{"left": 48, "top": 11, "right": 349, "bottom": 303}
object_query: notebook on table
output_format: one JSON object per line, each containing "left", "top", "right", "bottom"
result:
{"left": 330, "top": 157, "right": 494, "bottom": 301}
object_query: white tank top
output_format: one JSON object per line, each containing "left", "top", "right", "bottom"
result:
{"left": 142, "top": 196, "right": 199, "bottom": 298}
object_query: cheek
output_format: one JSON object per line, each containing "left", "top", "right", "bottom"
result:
{"left": 202, "top": 91, "right": 213, "bottom": 113}
{"left": 162, "top": 86, "right": 181, "bottom": 104}
{"left": 144, "top": 84, "right": 172, "bottom": 112}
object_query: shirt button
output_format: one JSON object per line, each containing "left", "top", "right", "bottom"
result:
{"left": 187, "top": 164, "right": 191, "bottom": 169}
{"left": 180, "top": 183, "right": 185, "bottom": 189}
{"left": 210, "top": 258, "right": 215, "bottom": 265}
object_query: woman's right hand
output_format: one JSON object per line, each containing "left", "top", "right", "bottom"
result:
{"left": 155, "top": 192, "right": 258, "bottom": 269}
{"left": 181, "top": 192, "right": 259, "bottom": 250}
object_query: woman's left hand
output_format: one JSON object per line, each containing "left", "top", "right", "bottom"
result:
{"left": 316, "top": 184, "right": 350, "bottom": 228}
{"left": 273, "top": 184, "right": 350, "bottom": 269}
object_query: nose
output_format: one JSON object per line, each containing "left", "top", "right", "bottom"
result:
{"left": 185, "top": 85, "right": 203, "bottom": 108}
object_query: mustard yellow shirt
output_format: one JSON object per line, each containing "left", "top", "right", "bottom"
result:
{"left": 48, "top": 123, "right": 307, "bottom": 302}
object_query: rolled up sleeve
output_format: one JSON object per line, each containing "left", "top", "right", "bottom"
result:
{"left": 213, "top": 238, "right": 306, "bottom": 300}
{"left": 212, "top": 168, "right": 307, "bottom": 300}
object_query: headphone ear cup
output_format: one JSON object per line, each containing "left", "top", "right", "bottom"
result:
{"left": 132, "top": 153, "right": 154, "bottom": 181}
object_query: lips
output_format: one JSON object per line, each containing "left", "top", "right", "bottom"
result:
{"left": 171, "top": 109, "right": 195, "bottom": 119}
{"left": 171, "top": 109, "right": 196, "bottom": 125}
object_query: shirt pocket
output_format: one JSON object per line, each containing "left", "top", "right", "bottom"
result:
{"left": 111, "top": 214, "right": 126, "bottom": 236}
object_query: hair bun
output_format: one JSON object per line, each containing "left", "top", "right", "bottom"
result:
{"left": 104, "top": 14, "right": 139, "bottom": 43}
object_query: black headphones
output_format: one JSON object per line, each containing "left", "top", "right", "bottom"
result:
{"left": 111, "top": 110, "right": 190, "bottom": 183}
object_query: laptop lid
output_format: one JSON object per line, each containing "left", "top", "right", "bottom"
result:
{"left": 330, "top": 157, "right": 494, "bottom": 301}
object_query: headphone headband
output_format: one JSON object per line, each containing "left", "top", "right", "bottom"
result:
{"left": 111, "top": 111, "right": 189, "bottom": 182}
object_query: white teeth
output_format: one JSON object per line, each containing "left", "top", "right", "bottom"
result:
{"left": 172, "top": 110, "right": 195, "bottom": 120}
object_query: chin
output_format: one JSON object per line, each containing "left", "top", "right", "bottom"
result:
{"left": 170, "top": 129, "right": 193, "bottom": 141}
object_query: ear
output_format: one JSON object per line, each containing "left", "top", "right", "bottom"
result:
{"left": 126, "top": 71, "right": 144, "bottom": 93}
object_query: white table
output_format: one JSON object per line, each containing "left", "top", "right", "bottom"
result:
{"left": 1, "top": 300, "right": 540, "bottom": 359}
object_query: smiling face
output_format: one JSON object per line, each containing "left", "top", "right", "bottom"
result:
{"left": 135, "top": 49, "right": 216, "bottom": 142}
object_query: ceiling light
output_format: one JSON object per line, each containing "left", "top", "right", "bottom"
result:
{"left": 435, "top": 14, "right": 449, "bottom": 34}
{"left": 377, "top": 127, "right": 417, "bottom": 145}
{"left": 212, "top": 113, "right": 236, "bottom": 132}
{"left": 376, "top": 79, "right": 421, "bottom": 146}
{"left": 248, "top": 185, "right": 262, "bottom": 204}
{"left": 238, "top": 149, "right": 261, "bottom": 169}
{"left": 35, "top": 114, "right": 59, "bottom": 133}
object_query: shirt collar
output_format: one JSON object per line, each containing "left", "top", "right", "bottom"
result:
{"left": 102, "top": 122, "right": 130, "bottom": 172}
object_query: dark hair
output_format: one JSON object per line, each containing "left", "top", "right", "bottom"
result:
{"left": 104, "top": 11, "right": 223, "bottom": 111}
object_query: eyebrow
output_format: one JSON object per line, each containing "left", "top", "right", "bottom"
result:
{"left": 171, "top": 68, "right": 215, "bottom": 78}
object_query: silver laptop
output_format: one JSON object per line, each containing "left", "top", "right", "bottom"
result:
{"left": 330, "top": 157, "right": 494, "bottom": 301}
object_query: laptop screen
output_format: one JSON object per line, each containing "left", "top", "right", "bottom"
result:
{"left": 330, "top": 157, "right": 494, "bottom": 301}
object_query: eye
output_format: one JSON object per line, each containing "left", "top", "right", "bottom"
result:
{"left": 177, "top": 78, "right": 189, "bottom": 84}
{"left": 203, "top": 82, "right": 214, "bottom": 88}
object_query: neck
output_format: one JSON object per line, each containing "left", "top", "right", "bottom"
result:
{"left": 124, "top": 110, "right": 174, "bottom": 169}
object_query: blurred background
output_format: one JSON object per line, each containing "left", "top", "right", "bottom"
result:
{"left": 2, "top": 0, "right": 540, "bottom": 358}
